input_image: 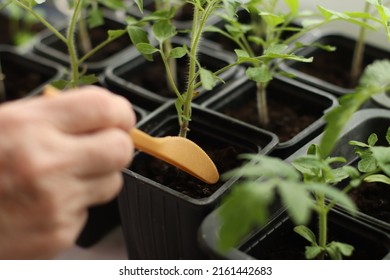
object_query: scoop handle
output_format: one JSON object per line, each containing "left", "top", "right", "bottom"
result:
{"left": 130, "top": 128, "right": 161, "bottom": 156}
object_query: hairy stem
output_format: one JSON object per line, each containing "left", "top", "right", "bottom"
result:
{"left": 317, "top": 194, "right": 328, "bottom": 260}
{"left": 178, "top": 0, "right": 221, "bottom": 137}
{"left": 256, "top": 82, "right": 269, "bottom": 127}
{"left": 67, "top": 0, "right": 84, "bottom": 88}
{"left": 350, "top": 2, "right": 370, "bottom": 85}
{"left": 78, "top": 9, "right": 93, "bottom": 57}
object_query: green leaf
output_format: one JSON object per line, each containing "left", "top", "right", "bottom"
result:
{"left": 235, "top": 49, "right": 250, "bottom": 58}
{"left": 169, "top": 47, "right": 186, "bottom": 58}
{"left": 364, "top": 174, "right": 390, "bottom": 185}
{"left": 294, "top": 225, "right": 317, "bottom": 245}
{"left": 327, "top": 242, "right": 354, "bottom": 260}
{"left": 386, "top": 127, "right": 390, "bottom": 145}
{"left": 152, "top": 20, "right": 177, "bottom": 43}
{"left": 305, "top": 245, "right": 323, "bottom": 260}
{"left": 359, "top": 60, "right": 390, "bottom": 88}
{"left": 326, "top": 244, "right": 342, "bottom": 260}
{"left": 349, "top": 140, "right": 370, "bottom": 148}
{"left": 237, "top": 154, "right": 301, "bottom": 180}
{"left": 218, "top": 181, "right": 275, "bottom": 251}
{"left": 246, "top": 65, "right": 272, "bottom": 83}
{"left": 87, "top": 7, "right": 104, "bottom": 29}
{"left": 279, "top": 181, "right": 314, "bottom": 225}
{"left": 77, "top": 74, "right": 99, "bottom": 86}
{"left": 107, "top": 29, "right": 126, "bottom": 39}
{"left": 368, "top": 133, "right": 379, "bottom": 146}
{"left": 264, "top": 44, "right": 288, "bottom": 55}
{"left": 134, "top": 0, "right": 143, "bottom": 13}
{"left": 328, "top": 167, "right": 351, "bottom": 184}
{"left": 99, "top": 0, "right": 127, "bottom": 11}
{"left": 301, "top": 19, "right": 324, "bottom": 28}
{"left": 317, "top": 6, "right": 349, "bottom": 21}
{"left": 371, "top": 146, "right": 390, "bottom": 176}
{"left": 358, "top": 156, "right": 377, "bottom": 173}
{"left": 50, "top": 79, "right": 69, "bottom": 90}
{"left": 136, "top": 43, "right": 159, "bottom": 55}
{"left": 292, "top": 155, "right": 324, "bottom": 176}
{"left": 223, "top": 0, "right": 240, "bottom": 19}
{"left": 127, "top": 26, "right": 151, "bottom": 60}
{"left": 304, "top": 183, "right": 357, "bottom": 214}
{"left": 259, "top": 11, "right": 285, "bottom": 27}
{"left": 284, "top": 0, "right": 299, "bottom": 14}
{"left": 200, "top": 68, "right": 217, "bottom": 90}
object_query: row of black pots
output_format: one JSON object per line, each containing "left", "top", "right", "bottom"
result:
{"left": 199, "top": 109, "right": 390, "bottom": 260}
{"left": 2, "top": 6, "right": 390, "bottom": 259}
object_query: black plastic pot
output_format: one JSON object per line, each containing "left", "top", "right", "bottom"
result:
{"left": 202, "top": 75, "right": 338, "bottom": 159}
{"left": 103, "top": 36, "right": 244, "bottom": 112}
{"left": 74, "top": 103, "right": 148, "bottom": 248}
{"left": 0, "top": 45, "right": 65, "bottom": 102}
{"left": 118, "top": 101, "right": 278, "bottom": 259}
{"left": 278, "top": 32, "right": 390, "bottom": 101}
{"left": 199, "top": 207, "right": 390, "bottom": 260}
{"left": 286, "top": 109, "right": 390, "bottom": 232}
{"left": 33, "top": 10, "right": 135, "bottom": 74}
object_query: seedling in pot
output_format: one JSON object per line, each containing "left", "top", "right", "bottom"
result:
{"left": 349, "top": 0, "right": 390, "bottom": 85}
{"left": 217, "top": 59, "right": 390, "bottom": 259}
{"left": 128, "top": 0, "right": 227, "bottom": 138}
{"left": 11, "top": 0, "right": 136, "bottom": 88}
{"left": 206, "top": 0, "right": 376, "bottom": 127}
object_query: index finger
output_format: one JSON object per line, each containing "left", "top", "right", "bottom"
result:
{"left": 42, "top": 86, "right": 136, "bottom": 134}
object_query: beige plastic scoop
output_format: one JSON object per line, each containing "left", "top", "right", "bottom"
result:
{"left": 130, "top": 129, "right": 219, "bottom": 184}
{"left": 43, "top": 87, "right": 220, "bottom": 184}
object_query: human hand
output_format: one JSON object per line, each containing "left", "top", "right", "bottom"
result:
{"left": 0, "top": 86, "right": 136, "bottom": 259}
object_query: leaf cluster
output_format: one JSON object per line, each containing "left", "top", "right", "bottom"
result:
{"left": 218, "top": 58, "right": 390, "bottom": 258}
{"left": 207, "top": 0, "right": 377, "bottom": 84}
{"left": 218, "top": 148, "right": 356, "bottom": 253}
{"left": 320, "top": 59, "right": 390, "bottom": 158}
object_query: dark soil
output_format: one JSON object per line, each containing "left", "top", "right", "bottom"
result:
{"left": 292, "top": 40, "right": 387, "bottom": 90}
{"left": 132, "top": 133, "right": 252, "bottom": 199}
{"left": 296, "top": 47, "right": 358, "bottom": 89}
{"left": 221, "top": 95, "right": 320, "bottom": 143}
{"left": 349, "top": 181, "right": 390, "bottom": 223}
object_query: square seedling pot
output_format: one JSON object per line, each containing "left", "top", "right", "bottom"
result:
{"left": 118, "top": 101, "right": 278, "bottom": 259}
{"left": 202, "top": 75, "right": 338, "bottom": 158}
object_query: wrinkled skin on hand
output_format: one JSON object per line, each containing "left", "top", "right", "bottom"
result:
{"left": 0, "top": 86, "right": 136, "bottom": 259}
